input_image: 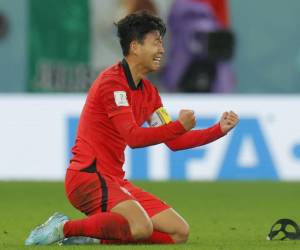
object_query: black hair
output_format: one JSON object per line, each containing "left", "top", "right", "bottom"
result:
{"left": 115, "top": 10, "right": 166, "bottom": 56}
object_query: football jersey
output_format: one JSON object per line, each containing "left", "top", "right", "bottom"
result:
{"left": 68, "top": 59, "right": 185, "bottom": 179}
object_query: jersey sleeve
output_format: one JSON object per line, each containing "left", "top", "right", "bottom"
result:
{"left": 111, "top": 112, "right": 186, "bottom": 148}
{"left": 97, "top": 79, "right": 186, "bottom": 148}
{"left": 147, "top": 91, "right": 226, "bottom": 150}
{"left": 165, "top": 123, "right": 225, "bottom": 151}
{"left": 98, "top": 80, "right": 132, "bottom": 118}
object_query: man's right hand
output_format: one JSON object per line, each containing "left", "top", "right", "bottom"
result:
{"left": 178, "top": 109, "right": 196, "bottom": 131}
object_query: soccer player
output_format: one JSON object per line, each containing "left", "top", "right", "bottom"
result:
{"left": 25, "top": 10, "right": 239, "bottom": 245}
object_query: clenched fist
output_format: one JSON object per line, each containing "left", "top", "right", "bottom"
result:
{"left": 178, "top": 109, "right": 196, "bottom": 131}
{"left": 220, "top": 111, "right": 239, "bottom": 134}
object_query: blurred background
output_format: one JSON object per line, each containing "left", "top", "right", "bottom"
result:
{"left": 1, "top": 0, "right": 300, "bottom": 93}
{"left": 1, "top": 0, "right": 300, "bottom": 180}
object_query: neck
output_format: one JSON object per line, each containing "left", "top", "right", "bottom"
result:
{"left": 125, "top": 56, "right": 147, "bottom": 86}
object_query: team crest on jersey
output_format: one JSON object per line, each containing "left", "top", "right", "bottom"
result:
{"left": 114, "top": 91, "right": 129, "bottom": 106}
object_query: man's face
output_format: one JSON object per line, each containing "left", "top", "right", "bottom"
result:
{"left": 134, "top": 31, "right": 165, "bottom": 72}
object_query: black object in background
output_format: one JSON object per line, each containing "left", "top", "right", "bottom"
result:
{"left": 179, "top": 30, "right": 235, "bottom": 92}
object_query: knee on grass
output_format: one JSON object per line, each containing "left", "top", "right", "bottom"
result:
{"left": 172, "top": 222, "right": 190, "bottom": 243}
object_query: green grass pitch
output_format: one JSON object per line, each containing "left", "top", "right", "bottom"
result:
{"left": 1, "top": 181, "right": 300, "bottom": 250}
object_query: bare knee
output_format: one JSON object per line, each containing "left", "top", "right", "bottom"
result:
{"left": 111, "top": 200, "right": 154, "bottom": 240}
{"left": 173, "top": 222, "right": 190, "bottom": 243}
{"left": 131, "top": 220, "right": 153, "bottom": 240}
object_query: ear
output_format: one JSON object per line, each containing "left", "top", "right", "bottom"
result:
{"left": 130, "top": 40, "right": 140, "bottom": 55}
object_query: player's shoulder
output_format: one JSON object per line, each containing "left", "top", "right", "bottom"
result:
{"left": 143, "top": 78, "right": 160, "bottom": 95}
{"left": 100, "top": 62, "right": 126, "bottom": 83}
{"left": 93, "top": 62, "right": 129, "bottom": 91}
{"left": 102, "top": 62, "right": 123, "bottom": 78}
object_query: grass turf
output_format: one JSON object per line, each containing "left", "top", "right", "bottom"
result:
{"left": 1, "top": 181, "right": 300, "bottom": 250}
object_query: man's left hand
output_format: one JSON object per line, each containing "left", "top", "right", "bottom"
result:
{"left": 219, "top": 111, "right": 239, "bottom": 134}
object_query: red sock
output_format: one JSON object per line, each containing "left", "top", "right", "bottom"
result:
{"left": 101, "top": 230, "right": 174, "bottom": 244}
{"left": 145, "top": 230, "right": 174, "bottom": 244}
{"left": 63, "top": 212, "right": 133, "bottom": 241}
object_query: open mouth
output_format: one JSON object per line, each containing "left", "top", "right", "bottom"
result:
{"left": 153, "top": 56, "right": 161, "bottom": 64}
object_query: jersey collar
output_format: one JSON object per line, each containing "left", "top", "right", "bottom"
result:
{"left": 121, "top": 58, "right": 144, "bottom": 91}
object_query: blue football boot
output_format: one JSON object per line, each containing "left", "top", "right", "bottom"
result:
{"left": 25, "top": 212, "right": 69, "bottom": 245}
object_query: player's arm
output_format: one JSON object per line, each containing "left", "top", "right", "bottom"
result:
{"left": 110, "top": 109, "right": 195, "bottom": 148}
{"left": 166, "top": 123, "right": 225, "bottom": 151}
{"left": 148, "top": 107, "right": 239, "bottom": 151}
{"left": 99, "top": 81, "right": 195, "bottom": 148}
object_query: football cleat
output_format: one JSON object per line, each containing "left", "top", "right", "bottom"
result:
{"left": 58, "top": 236, "right": 100, "bottom": 245}
{"left": 25, "top": 212, "right": 69, "bottom": 245}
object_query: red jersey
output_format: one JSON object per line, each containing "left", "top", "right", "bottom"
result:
{"left": 69, "top": 59, "right": 225, "bottom": 180}
{"left": 68, "top": 59, "right": 186, "bottom": 179}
